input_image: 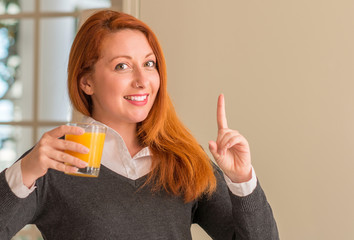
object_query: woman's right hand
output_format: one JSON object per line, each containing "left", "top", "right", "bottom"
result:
{"left": 21, "top": 125, "right": 90, "bottom": 188}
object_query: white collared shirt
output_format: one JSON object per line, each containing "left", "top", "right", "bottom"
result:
{"left": 5, "top": 116, "right": 257, "bottom": 198}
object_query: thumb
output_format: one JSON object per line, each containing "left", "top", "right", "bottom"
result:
{"left": 208, "top": 141, "right": 220, "bottom": 160}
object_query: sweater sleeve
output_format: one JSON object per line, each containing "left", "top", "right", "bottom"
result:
{"left": 0, "top": 169, "right": 40, "bottom": 239}
{"left": 0, "top": 146, "right": 41, "bottom": 239}
{"left": 192, "top": 166, "right": 279, "bottom": 240}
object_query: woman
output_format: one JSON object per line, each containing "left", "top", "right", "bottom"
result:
{"left": 0, "top": 10, "right": 278, "bottom": 239}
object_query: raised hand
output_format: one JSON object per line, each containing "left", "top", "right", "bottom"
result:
{"left": 21, "top": 125, "right": 90, "bottom": 188}
{"left": 208, "top": 94, "right": 252, "bottom": 183}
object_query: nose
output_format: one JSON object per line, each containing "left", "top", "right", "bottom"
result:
{"left": 132, "top": 67, "right": 147, "bottom": 89}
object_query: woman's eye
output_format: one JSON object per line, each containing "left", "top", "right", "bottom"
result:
{"left": 145, "top": 60, "right": 156, "bottom": 68}
{"left": 115, "top": 63, "right": 128, "bottom": 71}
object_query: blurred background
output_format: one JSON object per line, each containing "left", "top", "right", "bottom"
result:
{"left": 1, "top": 0, "right": 354, "bottom": 239}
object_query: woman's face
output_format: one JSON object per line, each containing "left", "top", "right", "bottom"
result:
{"left": 80, "top": 29, "right": 160, "bottom": 128}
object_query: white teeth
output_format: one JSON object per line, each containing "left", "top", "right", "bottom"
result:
{"left": 124, "top": 95, "right": 147, "bottom": 101}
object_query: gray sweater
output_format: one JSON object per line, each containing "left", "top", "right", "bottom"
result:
{"left": 0, "top": 163, "right": 279, "bottom": 240}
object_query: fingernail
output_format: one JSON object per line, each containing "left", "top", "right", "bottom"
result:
{"left": 78, "top": 127, "right": 86, "bottom": 134}
{"left": 83, "top": 147, "right": 90, "bottom": 154}
{"left": 80, "top": 161, "right": 88, "bottom": 167}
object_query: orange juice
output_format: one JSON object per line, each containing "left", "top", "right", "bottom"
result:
{"left": 65, "top": 129, "right": 106, "bottom": 177}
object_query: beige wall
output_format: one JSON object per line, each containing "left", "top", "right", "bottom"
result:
{"left": 140, "top": 1, "right": 354, "bottom": 239}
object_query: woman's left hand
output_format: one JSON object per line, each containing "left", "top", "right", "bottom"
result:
{"left": 209, "top": 94, "right": 252, "bottom": 183}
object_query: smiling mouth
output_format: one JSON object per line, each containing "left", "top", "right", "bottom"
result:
{"left": 123, "top": 94, "right": 148, "bottom": 102}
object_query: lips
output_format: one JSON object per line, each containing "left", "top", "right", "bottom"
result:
{"left": 123, "top": 94, "right": 149, "bottom": 106}
{"left": 123, "top": 94, "right": 148, "bottom": 101}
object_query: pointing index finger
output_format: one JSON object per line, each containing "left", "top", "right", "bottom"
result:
{"left": 217, "top": 94, "right": 228, "bottom": 130}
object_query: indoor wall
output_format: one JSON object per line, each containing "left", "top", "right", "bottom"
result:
{"left": 140, "top": 1, "right": 354, "bottom": 239}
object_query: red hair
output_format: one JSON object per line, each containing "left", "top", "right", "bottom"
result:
{"left": 68, "top": 10, "right": 216, "bottom": 202}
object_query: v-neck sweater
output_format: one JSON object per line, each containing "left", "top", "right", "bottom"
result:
{"left": 0, "top": 163, "right": 278, "bottom": 240}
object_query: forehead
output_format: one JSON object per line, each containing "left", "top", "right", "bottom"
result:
{"left": 99, "top": 29, "right": 153, "bottom": 58}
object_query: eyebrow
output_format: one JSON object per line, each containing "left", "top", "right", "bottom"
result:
{"left": 109, "top": 52, "right": 155, "bottom": 62}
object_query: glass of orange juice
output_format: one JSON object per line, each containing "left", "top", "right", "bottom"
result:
{"left": 65, "top": 123, "right": 106, "bottom": 177}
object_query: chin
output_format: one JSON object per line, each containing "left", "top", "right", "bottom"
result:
{"left": 131, "top": 113, "right": 149, "bottom": 124}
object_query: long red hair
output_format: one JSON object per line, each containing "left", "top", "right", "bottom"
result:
{"left": 68, "top": 10, "right": 216, "bottom": 202}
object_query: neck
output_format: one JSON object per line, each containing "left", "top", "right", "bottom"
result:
{"left": 116, "top": 124, "right": 142, "bottom": 157}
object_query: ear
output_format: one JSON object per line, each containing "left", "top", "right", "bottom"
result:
{"left": 79, "top": 75, "right": 94, "bottom": 95}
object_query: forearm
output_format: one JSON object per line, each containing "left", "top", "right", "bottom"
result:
{"left": 21, "top": 154, "right": 42, "bottom": 188}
